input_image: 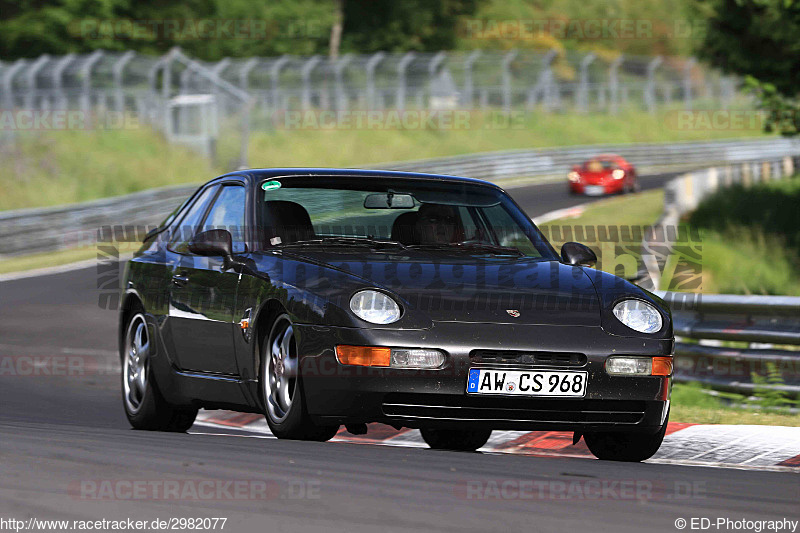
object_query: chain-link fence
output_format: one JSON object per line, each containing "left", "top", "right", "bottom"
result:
{"left": 0, "top": 47, "right": 743, "bottom": 165}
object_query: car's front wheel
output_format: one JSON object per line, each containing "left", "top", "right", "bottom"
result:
{"left": 261, "top": 314, "right": 339, "bottom": 441}
{"left": 584, "top": 413, "right": 668, "bottom": 462}
{"left": 420, "top": 428, "right": 492, "bottom": 451}
{"left": 122, "top": 312, "right": 198, "bottom": 432}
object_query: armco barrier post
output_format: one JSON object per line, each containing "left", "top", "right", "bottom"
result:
{"left": 269, "top": 55, "right": 290, "bottom": 111}
{"left": 462, "top": 50, "right": 481, "bottom": 108}
{"left": 334, "top": 54, "right": 353, "bottom": 111}
{"left": 24, "top": 54, "right": 50, "bottom": 110}
{"left": 682, "top": 57, "right": 696, "bottom": 111}
{"left": 396, "top": 52, "right": 414, "bottom": 112}
{"left": 52, "top": 54, "right": 75, "bottom": 109}
{"left": 577, "top": 53, "right": 595, "bottom": 113}
{"left": 80, "top": 50, "right": 104, "bottom": 115}
{"left": 113, "top": 51, "right": 135, "bottom": 114}
{"left": 644, "top": 56, "right": 662, "bottom": 114}
{"left": 365, "top": 52, "right": 385, "bottom": 110}
{"left": 609, "top": 55, "right": 623, "bottom": 114}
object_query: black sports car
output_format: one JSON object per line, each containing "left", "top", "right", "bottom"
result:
{"left": 120, "top": 169, "right": 673, "bottom": 461}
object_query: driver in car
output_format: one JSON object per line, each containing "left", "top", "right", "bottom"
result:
{"left": 414, "top": 203, "right": 465, "bottom": 245}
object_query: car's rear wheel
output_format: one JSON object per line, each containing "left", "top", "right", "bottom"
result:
{"left": 420, "top": 428, "right": 492, "bottom": 451}
{"left": 261, "top": 314, "right": 339, "bottom": 441}
{"left": 122, "top": 312, "right": 197, "bottom": 432}
{"left": 584, "top": 412, "right": 668, "bottom": 462}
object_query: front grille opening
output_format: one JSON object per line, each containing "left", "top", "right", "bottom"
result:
{"left": 471, "top": 349, "right": 588, "bottom": 367}
{"left": 382, "top": 393, "right": 646, "bottom": 424}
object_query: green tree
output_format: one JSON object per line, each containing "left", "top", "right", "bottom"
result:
{"left": 0, "top": 0, "right": 486, "bottom": 60}
{"left": 698, "top": 0, "right": 800, "bottom": 136}
{"left": 341, "top": 0, "right": 484, "bottom": 53}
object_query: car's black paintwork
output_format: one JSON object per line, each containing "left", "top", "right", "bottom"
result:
{"left": 120, "top": 169, "right": 673, "bottom": 433}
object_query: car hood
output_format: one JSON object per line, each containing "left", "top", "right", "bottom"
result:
{"left": 578, "top": 170, "right": 612, "bottom": 183}
{"left": 275, "top": 250, "right": 602, "bottom": 326}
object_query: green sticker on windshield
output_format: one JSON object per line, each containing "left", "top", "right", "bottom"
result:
{"left": 262, "top": 180, "right": 282, "bottom": 191}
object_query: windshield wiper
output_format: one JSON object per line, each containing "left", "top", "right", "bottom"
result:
{"left": 410, "top": 242, "right": 524, "bottom": 256}
{"left": 279, "top": 236, "right": 408, "bottom": 250}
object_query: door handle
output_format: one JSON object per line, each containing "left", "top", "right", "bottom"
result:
{"left": 172, "top": 273, "right": 189, "bottom": 287}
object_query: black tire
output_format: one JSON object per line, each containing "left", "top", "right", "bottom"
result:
{"left": 584, "top": 412, "right": 669, "bottom": 462}
{"left": 260, "top": 313, "right": 339, "bottom": 442}
{"left": 420, "top": 428, "right": 492, "bottom": 451}
{"left": 122, "top": 311, "right": 198, "bottom": 432}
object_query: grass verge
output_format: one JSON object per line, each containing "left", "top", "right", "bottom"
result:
{"left": 671, "top": 383, "right": 799, "bottom": 426}
{"left": 681, "top": 176, "right": 800, "bottom": 295}
{"left": 539, "top": 189, "right": 664, "bottom": 279}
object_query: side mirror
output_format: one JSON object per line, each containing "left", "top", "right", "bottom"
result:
{"left": 189, "top": 229, "right": 233, "bottom": 257}
{"left": 561, "top": 242, "right": 597, "bottom": 267}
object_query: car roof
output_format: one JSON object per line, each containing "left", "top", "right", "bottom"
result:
{"left": 585, "top": 154, "right": 624, "bottom": 161}
{"left": 212, "top": 168, "right": 503, "bottom": 190}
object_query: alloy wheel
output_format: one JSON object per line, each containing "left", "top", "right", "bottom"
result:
{"left": 123, "top": 313, "right": 150, "bottom": 414}
{"left": 264, "top": 316, "right": 299, "bottom": 422}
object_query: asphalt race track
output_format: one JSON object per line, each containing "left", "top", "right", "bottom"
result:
{"left": 1, "top": 172, "right": 798, "bottom": 533}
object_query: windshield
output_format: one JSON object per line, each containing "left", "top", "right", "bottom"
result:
{"left": 257, "top": 176, "right": 558, "bottom": 259}
{"left": 582, "top": 159, "right": 616, "bottom": 171}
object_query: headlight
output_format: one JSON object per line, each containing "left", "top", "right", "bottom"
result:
{"left": 391, "top": 349, "right": 445, "bottom": 369}
{"left": 350, "top": 290, "right": 401, "bottom": 324}
{"left": 612, "top": 299, "right": 662, "bottom": 333}
{"left": 612, "top": 169, "right": 625, "bottom": 179}
{"left": 568, "top": 171, "right": 581, "bottom": 182}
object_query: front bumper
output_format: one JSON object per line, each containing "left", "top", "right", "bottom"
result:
{"left": 295, "top": 322, "right": 672, "bottom": 433}
{"left": 570, "top": 181, "right": 623, "bottom": 195}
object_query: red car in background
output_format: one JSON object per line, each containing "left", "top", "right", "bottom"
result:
{"left": 568, "top": 154, "right": 639, "bottom": 196}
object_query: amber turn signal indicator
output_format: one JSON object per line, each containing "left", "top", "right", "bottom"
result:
{"left": 651, "top": 357, "right": 673, "bottom": 376}
{"left": 335, "top": 345, "right": 391, "bottom": 367}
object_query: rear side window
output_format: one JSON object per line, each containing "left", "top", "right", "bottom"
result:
{"left": 202, "top": 185, "right": 247, "bottom": 253}
{"left": 168, "top": 186, "right": 218, "bottom": 254}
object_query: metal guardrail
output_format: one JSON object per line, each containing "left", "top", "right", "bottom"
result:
{"left": 382, "top": 137, "right": 800, "bottom": 183}
{"left": 0, "top": 183, "right": 199, "bottom": 257}
{"left": 2, "top": 137, "right": 799, "bottom": 258}
{"left": 659, "top": 292, "right": 800, "bottom": 397}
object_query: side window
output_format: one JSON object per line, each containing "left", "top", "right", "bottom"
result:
{"left": 479, "top": 204, "right": 541, "bottom": 257}
{"left": 168, "top": 186, "right": 218, "bottom": 254}
{"left": 202, "top": 185, "right": 247, "bottom": 253}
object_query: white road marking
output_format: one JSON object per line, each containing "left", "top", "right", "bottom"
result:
{"left": 531, "top": 204, "right": 589, "bottom": 225}
{"left": 0, "top": 253, "right": 134, "bottom": 282}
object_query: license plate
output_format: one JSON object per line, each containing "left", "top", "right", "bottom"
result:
{"left": 584, "top": 185, "right": 605, "bottom": 196}
{"left": 466, "top": 368, "right": 588, "bottom": 397}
